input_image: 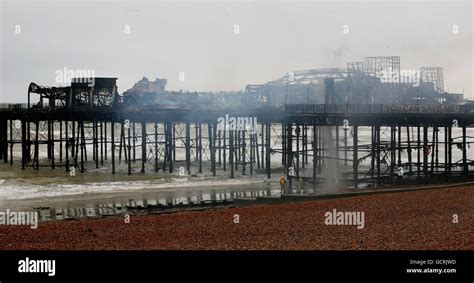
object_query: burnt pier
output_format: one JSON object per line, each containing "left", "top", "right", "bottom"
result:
{"left": 0, "top": 78, "right": 473, "bottom": 191}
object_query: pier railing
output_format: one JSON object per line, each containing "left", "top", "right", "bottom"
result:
{"left": 285, "top": 104, "right": 469, "bottom": 115}
{"left": 1, "top": 103, "right": 472, "bottom": 116}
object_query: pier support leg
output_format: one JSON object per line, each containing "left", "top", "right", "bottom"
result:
{"left": 34, "top": 121, "right": 39, "bottom": 170}
{"left": 417, "top": 126, "right": 421, "bottom": 179}
{"left": 0, "top": 119, "right": 7, "bottom": 163}
{"left": 100, "top": 122, "right": 104, "bottom": 166}
{"left": 111, "top": 121, "right": 115, "bottom": 175}
{"left": 444, "top": 126, "right": 448, "bottom": 181}
{"left": 344, "top": 127, "right": 348, "bottom": 166}
{"left": 242, "top": 126, "right": 246, "bottom": 176}
{"left": 407, "top": 126, "right": 412, "bottom": 175}
{"left": 208, "top": 122, "right": 216, "bottom": 176}
{"left": 133, "top": 123, "right": 136, "bottom": 163}
{"left": 218, "top": 129, "right": 222, "bottom": 166}
{"left": 286, "top": 123, "right": 293, "bottom": 192}
{"left": 51, "top": 120, "right": 55, "bottom": 169}
{"left": 312, "top": 123, "right": 317, "bottom": 185}
{"left": 423, "top": 126, "right": 428, "bottom": 184}
{"left": 282, "top": 123, "right": 286, "bottom": 166}
{"left": 376, "top": 126, "right": 381, "bottom": 185}
{"left": 213, "top": 121, "right": 217, "bottom": 176}
{"left": 172, "top": 123, "right": 176, "bottom": 162}
{"left": 9, "top": 120, "right": 13, "bottom": 165}
{"left": 95, "top": 121, "right": 99, "bottom": 169}
{"left": 266, "top": 123, "right": 271, "bottom": 179}
{"left": 65, "top": 120, "right": 69, "bottom": 172}
{"left": 119, "top": 122, "right": 124, "bottom": 164}
{"left": 223, "top": 124, "right": 227, "bottom": 171}
{"left": 104, "top": 122, "right": 107, "bottom": 161}
{"left": 431, "top": 127, "right": 436, "bottom": 176}
{"left": 185, "top": 122, "right": 190, "bottom": 174}
{"left": 448, "top": 126, "right": 452, "bottom": 177}
{"left": 198, "top": 123, "right": 202, "bottom": 173}
{"left": 261, "top": 124, "right": 265, "bottom": 169}
{"left": 435, "top": 127, "right": 439, "bottom": 173}
{"left": 390, "top": 126, "right": 396, "bottom": 178}
{"left": 335, "top": 125, "right": 339, "bottom": 175}
{"left": 141, "top": 121, "right": 146, "bottom": 174}
{"left": 155, "top": 123, "right": 159, "bottom": 173}
{"left": 462, "top": 126, "right": 467, "bottom": 175}
{"left": 59, "top": 121, "right": 63, "bottom": 163}
{"left": 167, "top": 122, "right": 173, "bottom": 173}
{"left": 249, "top": 129, "right": 253, "bottom": 175}
{"left": 353, "top": 126, "right": 358, "bottom": 189}
{"left": 230, "top": 129, "right": 234, "bottom": 179}
{"left": 295, "top": 125, "right": 300, "bottom": 178}
{"left": 397, "top": 126, "right": 401, "bottom": 170}
{"left": 371, "top": 127, "right": 375, "bottom": 179}
{"left": 80, "top": 121, "right": 85, "bottom": 173}
{"left": 72, "top": 121, "right": 78, "bottom": 169}
{"left": 127, "top": 122, "right": 132, "bottom": 175}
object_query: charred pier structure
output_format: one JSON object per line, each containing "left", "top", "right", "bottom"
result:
{"left": 1, "top": 74, "right": 473, "bottom": 192}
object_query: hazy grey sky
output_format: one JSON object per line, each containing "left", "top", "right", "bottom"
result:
{"left": 1, "top": 0, "right": 472, "bottom": 102}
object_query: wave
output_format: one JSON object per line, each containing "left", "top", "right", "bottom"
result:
{"left": 0, "top": 176, "right": 266, "bottom": 201}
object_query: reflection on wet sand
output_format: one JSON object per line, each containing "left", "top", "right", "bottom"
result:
{"left": 36, "top": 187, "right": 289, "bottom": 222}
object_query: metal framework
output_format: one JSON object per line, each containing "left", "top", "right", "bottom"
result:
{"left": 421, "top": 67, "right": 444, "bottom": 93}
{"left": 364, "top": 56, "right": 401, "bottom": 78}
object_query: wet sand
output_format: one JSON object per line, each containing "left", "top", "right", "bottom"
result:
{"left": 0, "top": 161, "right": 280, "bottom": 211}
{"left": 0, "top": 184, "right": 472, "bottom": 250}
